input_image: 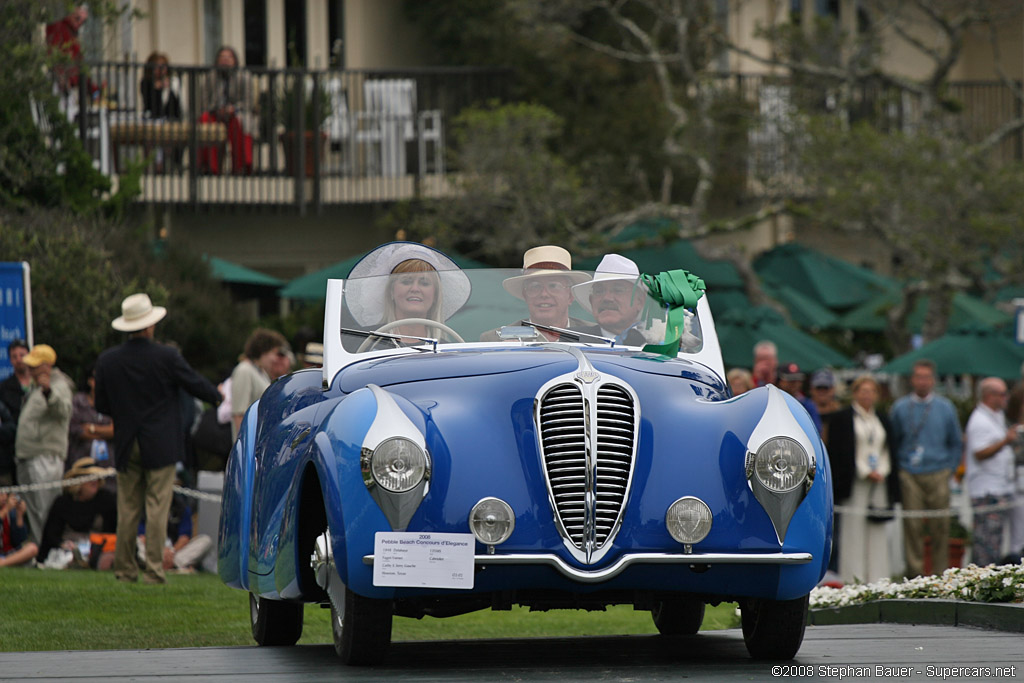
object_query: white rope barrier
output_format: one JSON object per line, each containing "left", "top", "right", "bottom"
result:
{"left": 835, "top": 497, "right": 1022, "bottom": 520}
{"left": 0, "top": 471, "right": 223, "bottom": 504}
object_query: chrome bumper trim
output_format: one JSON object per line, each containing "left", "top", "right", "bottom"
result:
{"left": 361, "top": 551, "right": 813, "bottom": 584}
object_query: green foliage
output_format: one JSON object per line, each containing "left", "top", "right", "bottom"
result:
{"left": 385, "top": 101, "right": 597, "bottom": 265}
{"left": 277, "top": 76, "right": 332, "bottom": 132}
{"left": 0, "top": 569, "right": 740, "bottom": 651}
{"left": 0, "top": 209, "right": 249, "bottom": 384}
{"left": 0, "top": 0, "right": 141, "bottom": 215}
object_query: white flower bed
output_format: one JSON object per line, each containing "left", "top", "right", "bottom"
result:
{"left": 810, "top": 563, "right": 1024, "bottom": 608}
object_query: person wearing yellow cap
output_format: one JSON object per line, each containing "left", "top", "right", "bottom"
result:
{"left": 14, "top": 344, "right": 74, "bottom": 548}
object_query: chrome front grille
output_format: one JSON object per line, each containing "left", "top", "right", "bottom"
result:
{"left": 537, "top": 379, "right": 639, "bottom": 564}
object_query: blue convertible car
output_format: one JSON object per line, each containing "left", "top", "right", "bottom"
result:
{"left": 219, "top": 243, "right": 832, "bottom": 664}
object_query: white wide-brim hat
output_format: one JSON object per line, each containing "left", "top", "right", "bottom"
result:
{"left": 501, "top": 245, "right": 590, "bottom": 300}
{"left": 571, "top": 253, "right": 648, "bottom": 315}
{"left": 345, "top": 242, "right": 472, "bottom": 327}
{"left": 112, "top": 293, "right": 167, "bottom": 332}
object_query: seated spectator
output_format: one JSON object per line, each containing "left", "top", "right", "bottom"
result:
{"left": 138, "top": 489, "right": 211, "bottom": 572}
{"left": 67, "top": 364, "right": 114, "bottom": 472}
{"left": 36, "top": 458, "right": 117, "bottom": 568}
{"left": 198, "top": 46, "right": 256, "bottom": 175}
{"left": 140, "top": 51, "right": 182, "bottom": 120}
{"left": 0, "top": 491, "right": 38, "bottom": 567}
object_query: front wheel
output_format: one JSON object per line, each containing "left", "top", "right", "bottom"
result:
{"left": 331, "top": 586, "right": 393, "bottom": 665}
{"left": 250, "top": 593, "right": 303, "bottom": 646}
{"left": 741, "top": 594, "right": 808, "bottom": 660}
{"left": 651, "top": 599, "right": 705, "bottom": 635}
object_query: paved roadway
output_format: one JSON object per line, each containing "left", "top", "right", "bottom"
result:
{"left": 1, "top": 624, "right": 1020, "bottom": 682}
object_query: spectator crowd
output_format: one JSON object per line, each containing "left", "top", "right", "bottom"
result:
{"left": 0, "top": 288, "right": 312, "bottom": 574}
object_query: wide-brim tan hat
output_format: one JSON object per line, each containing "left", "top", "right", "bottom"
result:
{"left": 571, "top": 253, "right": 648, "bottom": 315}
{"left": 345, "top": 242, "right": 472, "bottom": 327}
{"left": 112, "top": 293, "right": 167, "bottom": 332}
{"left": 502, "top": 245, "right": 590, "bottom": 300}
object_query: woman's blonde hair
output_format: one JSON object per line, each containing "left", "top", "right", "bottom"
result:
{"left": 849, "top": 374, "right": 879, "bottom": 396}
{"left": 384, "top": 259, "right": 443, "bottom": 323}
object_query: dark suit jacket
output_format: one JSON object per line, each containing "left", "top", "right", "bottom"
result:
{"left": 827, "top": 405, "right": 901, "bottom": 507}
{"left": 95, "top": 337, "right": 220, "bottom": 471}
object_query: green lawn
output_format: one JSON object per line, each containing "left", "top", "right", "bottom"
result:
{"left": 0, "top": 568, "right": 739, "bottom": 651}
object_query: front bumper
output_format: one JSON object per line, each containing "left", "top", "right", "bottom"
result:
{"left": 362, "top": 550, "right": 812, "bottom": 584}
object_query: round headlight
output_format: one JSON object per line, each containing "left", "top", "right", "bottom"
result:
{"left": 666, "top": 496, "right": 713, "bottom": 545}
{"left": 469, "top": 497, "right": 515, "bottom": 546}
{"left": 753, "top": 437, "right": 808, "bottom": 493}
{"left": 370, "top": 437, "right": 428, "bottom": 493}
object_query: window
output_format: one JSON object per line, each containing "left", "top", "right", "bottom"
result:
{"left": 285, "top": 0, "right": 307, "bottom": 67}
{"left": 204, "top": 0, "right": 223, "bottom": 65}
{"left": 244, "top": 0, "right": 267, "bottom": 66}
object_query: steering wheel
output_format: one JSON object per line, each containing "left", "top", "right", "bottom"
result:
{"left": 356, "top": 318, "right": 465, "bottom": 353}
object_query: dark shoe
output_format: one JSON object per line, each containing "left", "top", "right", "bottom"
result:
{"left": 143, "top": 574, "right": 167, "bottom": 585}
{"left": 115, "top": 574, "right": 137, "bottom": 583}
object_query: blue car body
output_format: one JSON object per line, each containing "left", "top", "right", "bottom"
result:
{"left": 219, "top": 263, "right": 833, "bottom": 661}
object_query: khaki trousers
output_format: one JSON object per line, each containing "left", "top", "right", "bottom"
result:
{"left": 113, "top": 447, "right": 176, "bottom": 583}
{"left": 899, "top": 468, "right": 951, "bottom": 578}
{"left": 15, "top": 454, "right": 64, "bottom": 548}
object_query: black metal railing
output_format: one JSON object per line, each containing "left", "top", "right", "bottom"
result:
{"left": 53, "top": 66, "right": 1021, "bottom": 209}
{"left": 50, "top": 62, "right": 509, "bottom": 210}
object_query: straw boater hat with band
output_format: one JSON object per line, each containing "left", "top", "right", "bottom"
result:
{"left": 571, "top": 253, "right": 648, "bottom": 316}
{"left": 111, "top": 293, "right": 167, "bottom": 332}
{"left": 501, "top": 246, "right": 590, "bottom": 300}
{"left": 63, "top": 457, "right": 115, "bottom": 496}
{"left": 344, "top": 242, "right": 472, "bottom": 327}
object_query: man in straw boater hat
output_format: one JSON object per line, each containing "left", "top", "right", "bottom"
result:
{"left": 94, "top": 293, "right": 220, "bottom": 584}
{"left": 14, "top": 343, "right": 74, "bottom": 547}
{"left": 480, "top": 245, "right": 591, "bottom": 342}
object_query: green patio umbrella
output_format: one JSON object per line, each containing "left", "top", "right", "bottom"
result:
{"left": 204, "top": 255, "right": 283, "bottom": 288}
{"left": 578, "top": 239, "right": 744, "bottom": 290}
{"left": 836, "top": 291, "right": 1011, "bottom": 333}
{"left": 881, "top": 326, "right": 1024, "bottom": 379}
{"left": 769, "top": 284, "right": 839, "bottom": 330}
{"left": 715, "top": 306, "right": 852, "bottom": 370}
{"left": 754, "top": 242, "right": 896, "bottom": 311}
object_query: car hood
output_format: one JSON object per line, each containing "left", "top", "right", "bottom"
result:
{"left": 335, "top": 346, "right": 727, "bottom": 396}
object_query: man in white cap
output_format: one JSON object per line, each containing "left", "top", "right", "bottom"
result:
{"left": 482, "top": 245, "right": 590, "bottom": 342}
{"left": 94, "top": 293, "right": 220, "bottom": 584}
{"left": 14, "top": 343, "right": 74, "bottom": 547}
{"left": 571, "top": 254, "right": 649, "bottom": 346}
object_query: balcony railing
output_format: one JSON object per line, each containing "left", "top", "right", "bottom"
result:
{"left": 52, "top": 62, "right": 509, "bottom": 210}
{"left": 54, "top": 66, "right": 1021, "bottom": 209}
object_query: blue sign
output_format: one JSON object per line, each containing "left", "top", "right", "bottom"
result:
{"left": 0, "top": 262, "right": 33, "bottom": 380}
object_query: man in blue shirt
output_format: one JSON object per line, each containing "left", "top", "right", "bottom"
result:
{"left": 889, "top": 359, "right": 963, "bottom": 578}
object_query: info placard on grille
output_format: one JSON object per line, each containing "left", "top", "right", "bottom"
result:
{"left": 373, "top": 532, "right": 475, "bottom": 589}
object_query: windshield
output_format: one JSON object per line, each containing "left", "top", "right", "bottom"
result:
{"left": 338, "top": 268, "right": 704, "bottom": 355}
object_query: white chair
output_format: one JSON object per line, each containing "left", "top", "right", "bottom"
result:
{"left": 417, "top": 110, "right": 444, "bottom": 177}
{"left": 356, "top": 79, "right": 415, "bottom": 177}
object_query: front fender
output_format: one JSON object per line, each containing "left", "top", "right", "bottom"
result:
{"left": 218, "top": 401, "right": 260, "bottom": 590}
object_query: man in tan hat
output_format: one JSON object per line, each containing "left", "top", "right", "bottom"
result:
{"left": 14, "top": 344, "right": 74, "bottom": 547}
{"left": 481, "top": 246, "right": 591, "bottom": 342}
{"left": 94, "top": 293, "right": 220, "bottom": 584}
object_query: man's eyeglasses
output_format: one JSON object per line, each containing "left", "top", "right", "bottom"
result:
{"left": 523, "top": 281, "right": 569, "bottom": 296}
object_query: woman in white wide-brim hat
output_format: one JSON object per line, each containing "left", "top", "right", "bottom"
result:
{"left": 345, "top": 242, "right": 471, "bottom": 342}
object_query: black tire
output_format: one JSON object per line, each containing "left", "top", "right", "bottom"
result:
{"left": 741, "top": 594, "right": 809, "bottom": 660}
{"left": 651, "top": 599, "right": 706, "bottom": 635}
{"left": 249, "top": 593, "right": 304, "bottom": 646}
{"left": 332, "top": 586, "right": 393, "bottom": 665}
